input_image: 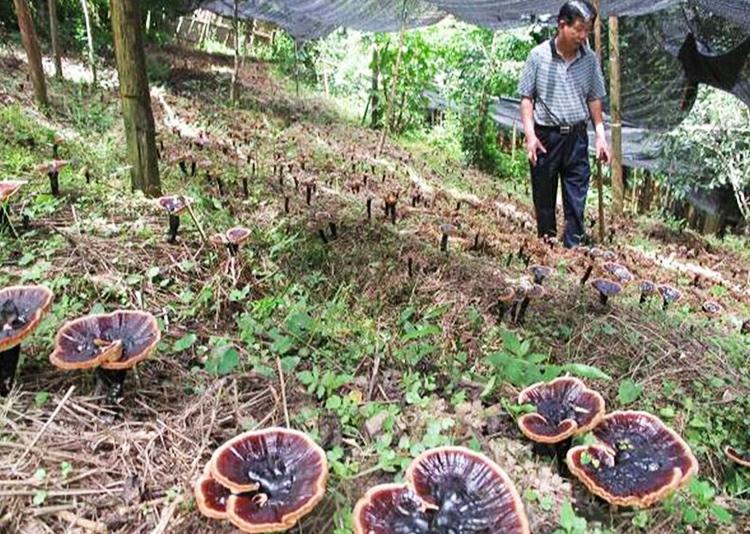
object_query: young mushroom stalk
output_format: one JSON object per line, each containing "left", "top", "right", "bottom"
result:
{"left": 439, "top": 223, "right": 457, "bottom": 253}
{"left": 580, "top": 265, "right": 594, "bottom": 285}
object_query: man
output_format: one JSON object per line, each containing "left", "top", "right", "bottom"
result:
{"left": 517, "top": 0, "right": 611, "bottom": 248}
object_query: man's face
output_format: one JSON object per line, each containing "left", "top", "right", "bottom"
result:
{"left": 559, "top": 18, "right": 592, "bottom": 48}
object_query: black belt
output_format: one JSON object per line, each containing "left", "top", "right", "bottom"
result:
{"left": 535, "top": 122, "right": 587, "bottom": 134}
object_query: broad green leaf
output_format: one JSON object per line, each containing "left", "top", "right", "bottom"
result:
{"left": 617, "top": 380, "right": 643, "bottom": 405}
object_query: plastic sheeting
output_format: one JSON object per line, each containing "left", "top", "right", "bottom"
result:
{"left": 200, "top": 0, "right": 749, "bottom": 40}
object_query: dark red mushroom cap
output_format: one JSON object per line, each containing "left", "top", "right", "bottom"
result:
{"left": 49, "top": 310, "right": 160, "bottom": 370}
{"left": 591, "top": 278, "right": 622, "bottom": 298}
{"left": 210, "top": 427, "right": 328, "bottom": 532}
{"left": 588, "top": 247, "right": 604, "bottom": 260}
{"left": 701, "top": 301, "right": 723, "bottom": 316}
{"left": 566, "top": 411, "right": 698, "bottom": 507}
{"left": 529, "top": 265, "right": 553, "bottom": 284}
{"left": 405, "top": 446, "right": 530, "bottom": 533}
{"left": 517, "top": 377, "right": 605, "bottom": 444}
{"left": 498, "top": 287, "right": 515, "bottom": 302}
{"left": 602, "top": 250, "right": 617, "bottom": 262}
{"left": 639, "top": 280, "right": 656, "bottom": 295}
{"left": 194, "top": 465, "right": 231, "bottom": 520}
{"left": 0, "top": 286, "right": 54, "bottom": 352}
{"left": 157, "top": 195, "right": 193, "bottom": 215}
{"left": 724, "top": 446, "right": 750, "bottom": 467}
{"left": 38, "top": 159, "right": 68, "bottom": 173}
{"left": 226, "top": 227, "right": 251, "bottom": 245}
{"left": 603, "top": 262, "right": 633, "bottom": 284}
{"left": 439, "top": 223, "right": 458, "bottom": 236}
{"left": 353, "top": 484, "right": 430, "bottom": 534}
{"left": 525, "top": 284, "right": 545, "bottom": 300}
{"left": 0, "top": 180, "right": 27, "bottom": 202}
{"left": 658, "top": 284, "right": 682, "bottom": 305}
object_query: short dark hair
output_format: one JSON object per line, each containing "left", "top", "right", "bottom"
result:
{"left": 558, "top": 1, "right": 598, "bottom": 25}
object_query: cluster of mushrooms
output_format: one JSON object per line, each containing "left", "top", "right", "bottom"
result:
{"left": 0, "top": 284, "right": 160, "bottom": 402}
{"left": 194, "top": 427, "right": 328, "bottom": 533}
{"left": 516, "top": 377, "right": 699, "bottom": 507}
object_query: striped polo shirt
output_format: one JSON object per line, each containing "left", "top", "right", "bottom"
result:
{"left": 517, "top": 38, "right": 606, "bottom": 126}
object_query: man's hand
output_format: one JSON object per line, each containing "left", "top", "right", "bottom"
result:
{"left": 595, "top": 133, "right": 611, "bottom": 165}
{"left": 526, "top": 135, "right": 547, "bottom": 167}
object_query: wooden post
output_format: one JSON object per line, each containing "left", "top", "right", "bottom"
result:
{"left": 593, "top": 0, "right": 605, "bottom": 242}
{"left": 609, "top": 15, "right": 624, "bottom": 215}
{"left": 376, "top": 23, "right": 406, "bottom": 157}
{"left": 80, "top": 0, "right": 97, "bottom": 86}
{"left": 230, "top": 0, "right": 240, "bottom": 102}
{"left": 13, "top": 0, "right": 48, "bottom": 108}
{"left": 48, "top": 0, "right": 63, "bottom": 80}
{"left": 110, "top": 0, "right": 161, "bottom": 197}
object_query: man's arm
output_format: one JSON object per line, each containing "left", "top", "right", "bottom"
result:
{"left": 587, "top": 99, "right": 611, "bottom": 165}
{"left": 521, "top": 97, "right": 546, "bottom": 167}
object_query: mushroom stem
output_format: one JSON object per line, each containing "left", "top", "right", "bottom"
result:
{"left": 440, "top": 233, "right": 449, "bottom": 253}
{"left": 639, "top": 292, "right": 648, "bottom": 305}
{"left": 0, "top": 345, "right": 21, "bottom": 396}
{"left": 329, "top": 222, "right": 338, "bottom": 239}
{"left": 306, "top": 185, "right": 312, "bottom": 206}
{"left": 168, "top": 214, "right": 180, "bottom": 243}
{"left": 516, "top": 297, "right": 531, "bottom": 323}
{"left": 95, "top": 367, "right": 127, "bottom": 405}
{"left": 580, "top": 265, "right": 593, "bottom": 285}
{"left": 599, "top": 292, "right": 608, "bottom": 306}
{"left": 242, "top": 176, "right": 249, "bottom": 198}
{"left": 662, "top": 299, "right": 669, "bottom": 311}
{"left": 179, "top": 160, "right": 187, "bottom": 176}
{"left": 366, "top": 198, "right": 372, "bottom": 220}
{"left": 227, "top": 243, "right": 239, "bottom": 257}
{"left": 284, "top": 196, "right": 290, "bottom": 214}
{"left": 216, "top": 176, "right": 225, "bottom": 197}
{"left": 506, "top": 252, "right": 513, "bottom": 267}
{"left": 318, "top": 229, "right": 328, "bottom": 244}
{"left": 363, "top": 174, "right": 368, "bottom": 186}
{"left": 48, "top": 171, "right": 60, "bottom": 196}
{"left": 496, "top": 302, "right": 507, "bottom": 320}
{"left": 473, "top": 233, "right": 480, "bottom": 251}
{"left": 389, "top": 204, "right": 396, "bottom": 224}
{"left": 191, "top": 160, "right": 196, "bottom": 176}
{"left": 407, "top": 257, "right": 413, "bottom": 277}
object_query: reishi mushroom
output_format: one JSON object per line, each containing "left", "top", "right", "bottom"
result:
{"left": 49, "top": 310, "right": 161, "bottom": 402}
{"left": 354, "top": 447, "right": 529, "bottom": 533}
{"left": 701, "top": 300, "right": 723, "bottom": 318}
{"left": 591, "top": 278, "right": 622, "bottom": 306}
{"left": 602, "top": 262, "right": 633, "bottom": 284}
{"left": 0, "top": 180, "right": 27, "bottom": 231}
{"left": 157, "top": 195, "right": 193, "bottom": 243}
{"left": 407, "top": 446, "right": 529, "bottom": 533}
{"left": 211, "top": 226, "right": 251, "bottom": 256}
{"left": 724, "top": 446, "right": 750, "bottom": 468}
{"left": 638, "top": 280, "right": 656, "bottom": 305}
{"left": 38, "top": 159, "right": 68, "bottom": 196}
{"left": 566, "top": 411, "right": 698, "bottom": 507}
{"left": 200, "top": 427, "right": 328, "bottom": 533}
{"left": 657, "top": 284, "right": 682, "bottom": 311}
{"left": 529, "top": 265, "right": 553, "bottom": 286}
{"left": 514, "top": 283, "right": 545, "bottom": 324}
{"left": 0, "top": 286, "right": 54, "bottom": 395}
{"left": 439, "top": 223, "right": 458, "bottom": 253}
{"left": 495, "top": 287, "right": 515, "bottom": 321}
{"left": 517, "top": 377, "right": 605, "bottom": 471}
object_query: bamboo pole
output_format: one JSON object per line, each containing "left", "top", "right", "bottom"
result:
{"left": 376, "top": 23, "right": 406, "bottom": 157}
{"left": 80, "top": 0, "right": 97, "bottom": 86}
{"left": 13, "top": 0, "right": 48, "bottom": 108}
{"left": 609, "top": 15, "right": 624, "bottom": 214}
{"left": 110, "top": 0, "right": 161, "bottom": 197}
{"left": 48, "top": 0, "right": 62, "bottom": 79}
{"left": 593, "top": 0, "right": 605, "bottom": 242}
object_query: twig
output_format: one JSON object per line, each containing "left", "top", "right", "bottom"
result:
{"left": 12, "top": 386, "right": 75, "bottom": 471}
{"left": 178, "top": 194, "right": 209, "bottom": 245}
{"left": 56, "top": 510, "right": 108, "bottom": 533}
{"left": 152, "top": 495, "right": 183, "bottom": 534}
{"left": 275, "top": 353, "right": 290, "bottom": 428}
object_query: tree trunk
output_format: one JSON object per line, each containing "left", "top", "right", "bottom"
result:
{"left": 609, "top": 16, "right": 625, "bottom": 214}
{"left": 110, "top": 0, "right": 161, "bottom": 197}
{"left": 376, "top": 27, "right": 405, "bottom": 157}
{"left": 476, "top": 31, "right": 499, "bottom": 167}
{"left": 230, "top": 0, "right": 240, "bottom": 102}
{"left": 80, "top": 0, "right": 97, "bottom": 86}
{"left": 48, "top": 0, "right": 63, "bottom": 79}
{"left": 370, "top": 45, "right": 382, "bottom": 129}
{"left": 13, "top": 0, "right": 48, "bottom": 108}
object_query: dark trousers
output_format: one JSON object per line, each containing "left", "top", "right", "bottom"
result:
{"left": 530, "top": 126, "right": 590, "bottom": 248}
